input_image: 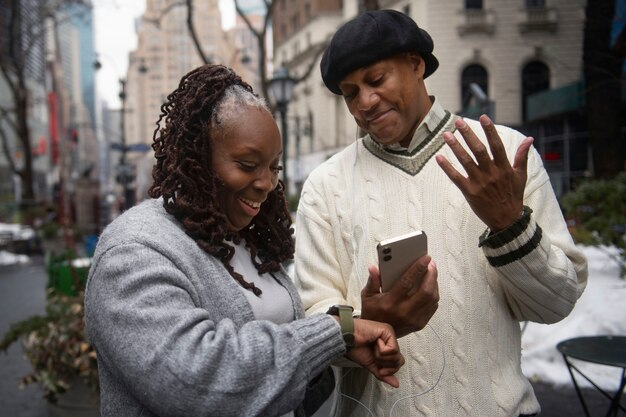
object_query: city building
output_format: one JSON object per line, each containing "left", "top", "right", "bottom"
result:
{"left": 229, "top": 11, "right": 265, "bottom": 93}
{"left": 121, "top": 0, "right": 233, "bottom": 204}
{"left": 271, "top": 0, "right": 591, "bottom": 198}
{"left": 0, "top": 0, "right": 49, "bottom": 212}
{"left": 0, "top": 0, "right": 98, "bottom": 233}
{"left": 60, "top": 3, "right": 100, "bottom": 234}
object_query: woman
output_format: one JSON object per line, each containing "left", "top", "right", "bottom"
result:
{"left": 85, "top": 64, "right": 404, "bottom": 417}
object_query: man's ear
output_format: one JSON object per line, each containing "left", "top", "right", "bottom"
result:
{"left": 406, "top": 52, "right": 425, "bottom": 77}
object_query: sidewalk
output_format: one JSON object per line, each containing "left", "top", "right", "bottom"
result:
{"left": 532, "top": 379, "right": 615, "bottom": 417}
{"left": 1, "top": 257, "right": 50, "bottom": 417}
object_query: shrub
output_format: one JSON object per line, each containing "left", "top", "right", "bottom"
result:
{"left": 0, "top": 273, "right": 98, "bottom": 403}
{"left": 561, "top": 172, "right": 626, "bottom": 278}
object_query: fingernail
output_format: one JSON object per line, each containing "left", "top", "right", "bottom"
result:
{"left": 443, "top": 132, "right": 454, "bottom": 142}
{"left": 480, "top": 115, "right": 491, "bottom": 126}
{"left": 455, "top": 119, "right": 466, "bottom": 129}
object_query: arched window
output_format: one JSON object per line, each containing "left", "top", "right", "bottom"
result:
{"left": 521, "top": 61, "right": 550, "bottom": 122}
{"left": 525, "top": 0, "right": 545, "bottom": 8}
{"left": 465, "top": 0, "right": 483, "bottom": 9}
{"left": 461, "top": 64, "right": 489, "bottom": 108}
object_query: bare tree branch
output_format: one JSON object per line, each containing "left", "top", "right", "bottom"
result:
{"left": 186, "top": 0, "right": 210, "bottom": 64}
{"left": 0, "top": 106, "right": 19, "bottom": 136}
{"left": 234, "top": 0, "right": 275, "bottom": 104}
{"left": 140, "top": 1, "right": 210, "bottom": 65}
{"left": 292, "top": 41, "right": 328, "bottom": 84}
{"left": 0, "top": 117, "right": 19, "bottom": 175}
{"left": 142, "top": 0, "right": 185, "bottom": 29}
{"left": 0, "top": 0, "right": 76, "bottom": 201}
{"left": 0, "top": 65, "right": 20, "bottom": 108}
{"left": 11, "top": 1, "right": 86, "bottom": 62}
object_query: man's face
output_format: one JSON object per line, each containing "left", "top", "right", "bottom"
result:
{"left": 338, "top": 54, "right": 428, "bottom": 147}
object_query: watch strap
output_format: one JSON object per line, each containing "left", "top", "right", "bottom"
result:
{"left": 326, "top": 305, "right": 355, "bottom": 351}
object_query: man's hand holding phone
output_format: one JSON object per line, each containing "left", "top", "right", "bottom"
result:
{"left": 360, "top": 245, "right": 439, "bottom": 338}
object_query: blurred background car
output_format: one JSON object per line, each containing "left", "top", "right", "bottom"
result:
{"left": 0, "top": 223, "right": 41, "bottom": 255}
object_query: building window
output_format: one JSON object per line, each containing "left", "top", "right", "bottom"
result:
{"left": 461, "top": 64, "right": 489, "bottom": 107}
{"left": 525, "top": 0, "right": 545, "bottom": 9}
{"left": 521, "top": 61, "right": 550, "bottom": 122}
{"left": 465, "top": 0, "right": 483, "bottom": 10}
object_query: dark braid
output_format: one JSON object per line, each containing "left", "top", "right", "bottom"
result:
{"left": 148, "top": 64, "right": 294, "bottom": 296}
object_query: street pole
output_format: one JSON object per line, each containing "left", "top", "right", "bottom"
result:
{"left": 278, "top": 103, "right": 289, "bottom": 198}
{"left": 294, "top": 115, "right": 301, "bottom": 196}
{"left": 118, "top": 78, "right": 134, "bottom": 209}
{"left": 269, "top": 66, "right": 295, "bottom": 201}
{"left": 95, "top": 54, "right": 148, "bottom": 215}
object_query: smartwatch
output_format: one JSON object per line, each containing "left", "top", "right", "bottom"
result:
{"left": 326, "top": 305, "right": 355, "bottom": 351}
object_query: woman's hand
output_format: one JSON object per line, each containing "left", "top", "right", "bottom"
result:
{"left": 345, "top": 318, "right": 405, "bottom": 387}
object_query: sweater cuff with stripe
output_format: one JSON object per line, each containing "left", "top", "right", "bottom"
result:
{"left": 479, "top": 206, "right": 542, "bottom": 267}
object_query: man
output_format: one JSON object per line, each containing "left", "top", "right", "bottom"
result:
{"left": 294, "top": 9, "right": 588, "bottom": 417}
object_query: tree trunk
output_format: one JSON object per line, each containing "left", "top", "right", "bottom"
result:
{"left": 583, "top": 0, "right": 625, "bottom": 179}
{"left": 17, "top": 77, "right": 36, "bottom": 205}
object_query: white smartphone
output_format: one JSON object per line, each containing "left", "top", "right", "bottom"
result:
{"left": 376, "top": 230, "right": 428, "bottom": 292}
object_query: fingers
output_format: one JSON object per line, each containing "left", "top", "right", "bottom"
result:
{"left": 407, "top": 260, "right": 439, "bottom": 329}
{"left": 455, "top": 117, "right": 492, "bottom": 166}
{"left": 362, "top": 359, "right": 401, "bottom": 387}
{"left": 418, "top": 260, "right": 439, "bottom": 296}
{"left": 348, "top": 320, "right": 405, "bottom": 387}
{"left": 375, "top": 325, "right": 400, "bottom": 354}
{"left": 375, "top": 337, "right": 404, "bottom": 363}
{"left": 478, "top": 115, "right": 507, "bottom": 166}
{"left": 435, "top": 152, "right": 465, "bottom": 188}
{"left": 361, "top": 265, "right": 382, "bottom": 297}
{"left": 388, "top": 255, "right": 431, "bottom": 296}
{"left": 513, "top": 136, "right": 533, "bottom": 173}
{"left": 360, "top": 258, "right": 439, "bottom": 337}
{"left": 378, "top": 374, "right": 400, "bottom": 388}
{"left": 371, "top": 338, "right": 403, "bottom": 387}
{"left": 437, "top": 116, "right": 511, "bottom": 178}
{"left": 440, "top": 131, "right": 476, "bottom": 180}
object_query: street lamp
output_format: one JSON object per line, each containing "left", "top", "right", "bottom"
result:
{"left": 94, "top": 55, "right": 148, "bottom": 211}
{"left": 269, "top": 65, "right": 295, "bottom": 197}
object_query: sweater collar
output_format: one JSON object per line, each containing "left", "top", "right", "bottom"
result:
{"left": 362, "top": 100, "right": 458, "bottom": 176}
{"left": 385, "top": 96, "right": 447, "bottom": 153}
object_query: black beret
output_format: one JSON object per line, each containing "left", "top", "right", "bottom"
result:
{"left": 320, "top": 9, "right": 439, "bottom": 95}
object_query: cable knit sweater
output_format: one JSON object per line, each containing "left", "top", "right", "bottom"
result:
{"left": 294, "top": 105, "right": 588, "bottom": 417}
{"left": 85, "top": 198, "right": 344, "bottom": 417}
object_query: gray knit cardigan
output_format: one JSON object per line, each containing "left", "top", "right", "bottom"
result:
{"left": 85, "top": 199, "right": 343, "bottom": 417}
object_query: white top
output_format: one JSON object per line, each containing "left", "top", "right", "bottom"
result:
{"left": 231, "top": 240, "right": 296, "bottom": 417}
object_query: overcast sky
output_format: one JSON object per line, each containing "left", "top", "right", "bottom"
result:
{"left": 93, "top": 0, "right": 235, "bottom": 108}
{"left": 93, "top": 0, "right": 145, "bottom": 107}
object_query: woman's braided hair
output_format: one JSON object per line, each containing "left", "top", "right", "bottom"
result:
{"left": 148, "top": 64, "right": 294, "bottom": 296}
